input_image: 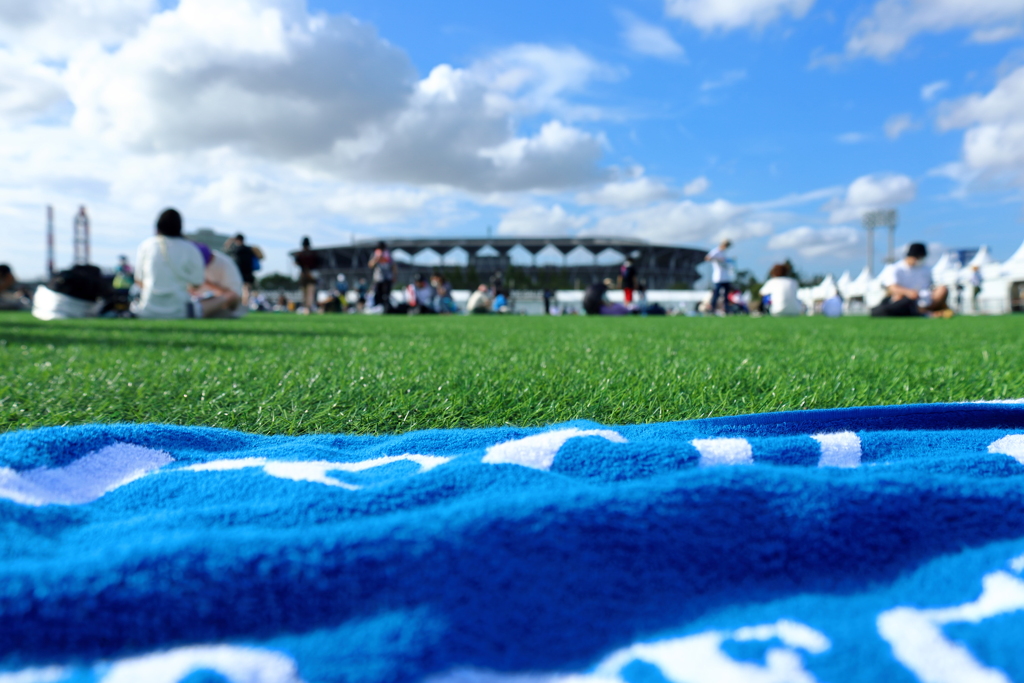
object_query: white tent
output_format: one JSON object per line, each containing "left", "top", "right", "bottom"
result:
{"left": 967, "top": 245, "right": 995, "bottom": 268}
{"left": 931, "top": 252, "right": 962, "bottom": 288}
{"left": 815, "top": 274, "right": 838, "bottom": 301}
{"left": 836, "top": 271, "right": 852, "bottom": 298}
{"left": 967, "top": 240, "right": 1023, "bottom": 314}
{"left": 865, "top": 270, "right": 888, "bottom": 309}
{"left": 845, "top": 267, "right": 872, "bottom": 299}
{"left": 1005, "top": 240, "right": 1024, "bottom": 265}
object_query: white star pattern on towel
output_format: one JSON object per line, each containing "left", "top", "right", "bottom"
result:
{"left": 0, "top": 443, "right": 173, "bottom": 507}
{"left": 482, "top": 428, "right": 627, "bottom": 470}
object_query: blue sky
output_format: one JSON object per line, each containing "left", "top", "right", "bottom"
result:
{"left": 1, "top": 0, "right": 1023, "bottom": 281}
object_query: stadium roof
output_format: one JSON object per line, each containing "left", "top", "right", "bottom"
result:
{"left": 313, "top": 237, "right": 696, "bottom": 255}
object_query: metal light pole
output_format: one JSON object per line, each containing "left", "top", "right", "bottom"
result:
{"left": 862, "top": 209, "right": 898, "bottom": 275}
{"left": 46, "top": 205, "right": 55, "bottom": 277}
{"left": 73, "top": 206, "right": 90, "bottom": 265}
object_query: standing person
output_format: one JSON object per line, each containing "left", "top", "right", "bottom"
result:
{"left": 356, "top": 277, "right": 369, "bottom": 311}
{"left": 490, "top": 270, "right": 504, "bottom": 298}
{"left": 293, "top": 237, "right": 320, "bottom": 313}
{"left": 368, "top": 241, "right": 395, "bottom": 313}
{"left": 871, "top": 243, "right": 952, "bottom": 317}
{"left": 704, "top": 239, "right": 734, "bottom": 316}
{"left": 543, "top": 288, "right": 554, "bottom": 315}
{"left": 618, "top": 259, "right": 639, "bottom": 303}
{"left": 226, "top": 234, "right": 260, "bottom": 306}
{"left": 131, "top": 209, "right": 206, "bottom": 319}
{"left": 969, "top": 265, "right": 982, "bottom": 314}
{"left": 758, "top": 264, "right": 802, "bottom": 316}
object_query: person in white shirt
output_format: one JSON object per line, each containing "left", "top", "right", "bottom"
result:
{"left": 758, "top": 263, "right": 802, "bottom": 316}
{"left": 704, "top": 239, "right": 734, "bottom": 315}
{"left": 193, "top": 243, "right": 245, "bottom": 318}
{"left": 131, "top": 209, "right": 206, "bottom": 319}
{"left": 871, "top": 243, "right": 951, "bottom": 317}
{"left": 466, "top": 284, "right": 492, "bottom": 314}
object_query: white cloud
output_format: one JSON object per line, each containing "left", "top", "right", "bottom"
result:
{"left": 665, "top": 0, "right": 815, "bottom": 31}
{"left": 0, "top": 50, "right": 66, "bottom": 120}
{"left": 582, "top": 198, "right": 768, "bottom": 245}
{"left": 0, "top": 0, "right": 156, "bottom": 59}
{"left": 59, "top": 1, "right": 613, "bottom": 193}
{"left": 324, "top": 186, "right": 442, "bottom": 225}
{"left": 0, "top": 0, "right": 629, "bottom": 278}
{"left": 683, "top": 175, "right": 710, "bottom": 196}
{"left": 700, "top": 69, "right": 747, "bottom": 91}
{"left": 618, "top": 12, "right": 685, "bottom": 59}
{"left": 497, "top": 204, "right": 588, "bottom": 237}
{"left": 969, "top": 25, "right": 1022, "bottom": 43}
{"left": 829, "top": 173, "right": 917, "bottom": 223}
{"left": 577, "top": 176, "right": 676, "bottom": 207}
{"left": 937, "top": 65, "right": 1024, "bottom": 184}
{"left": 768, "top": 225, "right": 860, "bottom": 257}
{"left": 847, "top": 0, "right": 1024, "bottom": 59}
{"left": 67, "top": 0, "right": 416, "bottom": 157}
{"left": 837, "top": 132, "right": 870, "bottom": 144}
{"left": 465, "top": 43, "right": 622, "bottom": 122}
{"left": 921, "top": 80, "right": 949, "bottom": 101}
{"left": 884, "top": 113, "right": 917, "bottom": 140}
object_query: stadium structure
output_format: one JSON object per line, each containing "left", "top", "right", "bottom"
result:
{"left": 293, "top": 237, "right": 706, "bottom": 290}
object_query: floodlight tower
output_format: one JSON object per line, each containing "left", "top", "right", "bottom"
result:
{"left": 46, "top": 205, "right": 55, "bottom": 277}
{"left": 862, "top": 209, "right": 898, "bottom": 276}
{"left": 73, "top": 205, "right": 90, "bottom": 265}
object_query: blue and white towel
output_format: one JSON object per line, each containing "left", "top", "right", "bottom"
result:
{"left": 3, "top": 402, "right": 1024, "bottom": 682}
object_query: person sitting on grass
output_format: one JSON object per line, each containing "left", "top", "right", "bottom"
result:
{"left": 871, "top": 242, "right": 952, "bottom": 318}
{"left": 492, "top": 289, "right": 510, "bottom": 313}
{"left": 583, "top": 279, "right": 630, "bottom": 316}
{"left": 192, "top": 243, "right": 244, "bottom": 318}
{"left": 406, "top": 273, "right": 436, "bottom": 314}
{"left": 466, "top": 284, "right": 491, "bottom": 314}
{"left": 758, "top": 263, "right": 801, "bottom": 317}
{"left": 0, "top": 264, "right": 29, "bottom": 311}
{"left": 131, "top": 209, "right": 206, "bottom": 319}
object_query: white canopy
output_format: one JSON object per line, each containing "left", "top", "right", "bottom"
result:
{"left": 967, "top": 245, "right": 995, "bottom": 268}
{"left": 1005, "top": 240, "right": 1024, "bottom": 265}
{"left": 932, "top": 252, "right": 962, "bottom": 287}
{"left": 836, "top": 271, "right": 852, "bottom": 298}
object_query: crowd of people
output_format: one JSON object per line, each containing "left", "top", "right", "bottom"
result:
{"left": 0, "top": 208, "right": 970, "bottom": 320}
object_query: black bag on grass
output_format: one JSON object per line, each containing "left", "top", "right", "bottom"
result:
{"left": 48, "top": 265, "right": 110, "bottom": 303}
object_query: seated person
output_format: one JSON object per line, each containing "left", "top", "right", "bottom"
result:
{"left": 406, "top": 273, "right": 436, "bottom": 314}
{"left": 466, "top": 284, "right": 491, "bottom": 314}
{"left": 192, "top": 243, "right": 244, "bottom": 318}
{"left": 431, "top": 275, "right": 459, "bottom": 313}
{"left": 492, "top": 290, "right": 510, "bottom": 313}
{"left": 871, "top": 243, "right": 951, "bottom": 318}
{"left": 583, "top": 279, "right": 629, "bottom": 316}
{"left": 758, "top": 263, "right": 801, "bottom": 316}
{"left": 0, "top": 264, "right": 28, "bottom": 310}
{"left": 131, "top": 209, "right": 207, "bottom": 319}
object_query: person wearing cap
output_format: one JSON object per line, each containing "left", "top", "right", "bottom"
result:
{"left": 871, "top": 242, "right": 951, "bottom": 317}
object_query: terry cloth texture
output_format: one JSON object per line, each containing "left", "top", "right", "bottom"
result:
{"left": 3, "top": 403, "right": 1024, "bottom": 682}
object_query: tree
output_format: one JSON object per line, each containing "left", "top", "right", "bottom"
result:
{"left": 258, "top": 273, "right": 298, "bottom": 290}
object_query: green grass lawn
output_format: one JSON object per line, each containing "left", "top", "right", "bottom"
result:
{"left": 1, "top": 311, "right": 1021, "bottom": 435}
